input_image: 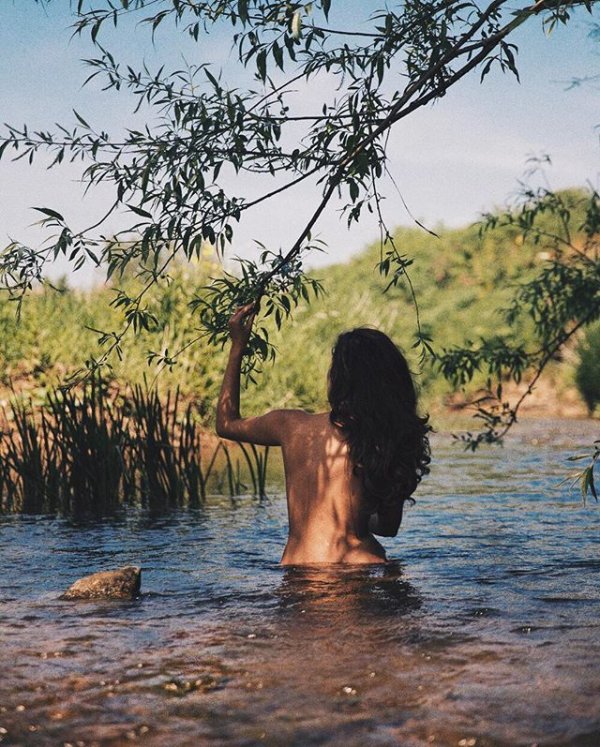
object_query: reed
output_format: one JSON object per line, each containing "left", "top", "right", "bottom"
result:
{"left": 131, "top": 386, "right": 185, "bottom": 510}
{"left": 4, "top": 402, "right": 46, "bottom": 513}
{"left": 47, "top": 381, "right": 129, "bottom": 516}
{"left": 237, "top": 442, "right": 270, "bottom": 498}
{"left": 0, "top": 382, "right": 270, "bottom": 516}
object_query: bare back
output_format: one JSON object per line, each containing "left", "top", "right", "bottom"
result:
{"left": 279, "top": 412, "right": 386, "bottom": 565}
{"left": 217, "top": 312, "right": 414, "bottom": 565}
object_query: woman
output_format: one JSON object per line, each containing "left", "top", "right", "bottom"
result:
{"left": 216, "top": 303, "right": 431, "bottom": 565}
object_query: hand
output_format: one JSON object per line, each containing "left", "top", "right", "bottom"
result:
{"left": 228, "top": 302, "right": 257, "bottom": 347}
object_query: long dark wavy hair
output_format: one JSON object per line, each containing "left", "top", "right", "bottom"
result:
{"left": 328, "top": 328, "right": 431, "bottom": 512}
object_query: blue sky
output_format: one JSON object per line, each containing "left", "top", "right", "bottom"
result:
{"left": 1, "top": 1, "right": 599, "bottom": 285}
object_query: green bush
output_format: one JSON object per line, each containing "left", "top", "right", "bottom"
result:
{"left": 0, "top": 191, "right": 594, "bottom": 420}
{"left": 575, "top": 323, "right": 600, "bottom": 414}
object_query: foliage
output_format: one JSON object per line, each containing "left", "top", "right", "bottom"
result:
{"left": 1, "top": 1, "right": 599, "bottom": 500}
{"left": 3, "top": 0, "right": 595, "bottom": 375}
{"left": 0, "top": 190, "right": 587, "bottom": 409}
{"left": 567, "top": 439, "right": 599, "bottom": 504}
{"left": 189, "top": 246, "right": 324, "bottom": 380}
{"left": 0, "top": 260, "right": 230, "bottom": 407}
{"left": 0, "top": 379, "right": 270, "bottom": 515}
{"left": 575, "top": 322, "right": 600, "bottom": 414}
{"left": 436, "top": 183, "right": 600, "bottom": 456}
{"left": 0, "top": 188, "right": 597, "bottom": 502}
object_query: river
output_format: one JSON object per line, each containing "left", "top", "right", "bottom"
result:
{"left": 1, "top": 419, "right": 598, "bottom": 746}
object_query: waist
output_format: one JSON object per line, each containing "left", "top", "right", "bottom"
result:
{"left": 281, "top": 532, "right": 386, "bottom": 566}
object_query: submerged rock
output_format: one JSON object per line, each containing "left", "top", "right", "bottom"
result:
{"left": 60, "top": 566, "right": 141, "bottom": 600}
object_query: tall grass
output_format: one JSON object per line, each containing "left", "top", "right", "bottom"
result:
{"left": 0, "top": 382, "right": 270, "bottom": 516}
{"left": 238, "top": 442, "right": 270, "bottom": 499}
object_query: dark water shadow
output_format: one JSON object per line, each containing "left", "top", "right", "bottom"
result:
{"left": 59, "top": 506, "right": 211, "bottom": 530}
{"left": 274, "top": 560, "right": 422, "bottom": 620}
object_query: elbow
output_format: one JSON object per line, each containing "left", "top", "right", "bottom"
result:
{"left": 216, "top": 426, "right": 234, "bottom": 441}
{"left": 215, "top": 413, "right": 238, "bottom": 440}
{"left": 215, "top": 411, "right": 227, "bottom": 438}
{"left": 215, "top": 418, "right": 230, "bottom": 439}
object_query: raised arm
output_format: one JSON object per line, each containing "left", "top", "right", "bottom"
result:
{"left": 215, "top": 303, "right": 294, "bottom": 446}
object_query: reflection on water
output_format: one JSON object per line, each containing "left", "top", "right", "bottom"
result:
{"left": 0, "top": 420, "right": 599, "bottom": 746}
{"left": 277, "top": 562, "right": 422, "bottom": 619}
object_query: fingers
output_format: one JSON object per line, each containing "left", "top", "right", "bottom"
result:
{"left": 239, "top": 301, "right": 258, "bottom": 314}
{"left": 228, "top": 301, "right": 258, "bottom": 340}
{"left": 233, "top": 301, "right": 255, "bottom": 314}
{"left": 231, "top": 301, "right": 257, "bottom": 322}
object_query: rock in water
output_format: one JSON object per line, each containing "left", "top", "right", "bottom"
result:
{"left": 60, "top": 566, "right": 141, "bottom": 600}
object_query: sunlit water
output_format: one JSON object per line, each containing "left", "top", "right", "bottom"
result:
{"left": 1, "top": 420, "right": 599, "bottom": 747}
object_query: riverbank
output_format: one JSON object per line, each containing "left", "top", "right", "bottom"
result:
{"left": 440, "top": 377, "right": 590, "bottom": 420}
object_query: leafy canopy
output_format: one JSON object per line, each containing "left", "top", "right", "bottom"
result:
{"left": 2, "top": 1, "right": 599, "bottom": 496}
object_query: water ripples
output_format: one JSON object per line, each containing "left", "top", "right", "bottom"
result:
{"left": 0, "top": 420, "right": 599, "bottom": 745}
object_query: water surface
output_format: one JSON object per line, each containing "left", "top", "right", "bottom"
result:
{"left": 1, "top": 420, "right": 599, "bottom": 746}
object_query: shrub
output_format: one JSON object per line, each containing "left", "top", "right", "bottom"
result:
{"left": 575, "top": 323, "right": 600, "bottom": 414}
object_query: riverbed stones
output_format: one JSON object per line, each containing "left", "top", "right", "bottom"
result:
{"left": 59, "top": 566, "right": 141, "bottom": 600}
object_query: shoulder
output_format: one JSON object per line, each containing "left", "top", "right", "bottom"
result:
{"left": 259, "top": 408, "right": 315, "bottom": 426}
{"left": 216, "top": 408, "right": 321, "bottom": 446}
{"left": 267, "top": 409, "right": 323, "bottom": 436}
{"left": 271, "top": 410, "right": 332, "bottom": 444}
{"left": 280, "top": 410, "right": 329, "bottom": 427}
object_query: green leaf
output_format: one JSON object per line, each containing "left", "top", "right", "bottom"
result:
{"left": 73, "top": 109, "right": 90, "bottom": 128}
{"left": 33, "top": 206, "right": 64, "bottom": 221}
{"left": 238, "top": 0, "right": 249, "bottom": 24}
{"left": 127, "top": 204, "right": 153, "bottom": 219}
{"left": 273, "top": 41, "right": 284, "bottom": 70}
{"left": 256, "top": 49, "right": 267, "bottom": 81}
{"left": 205, "top": 68, "right": 220, "bottom": 90}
